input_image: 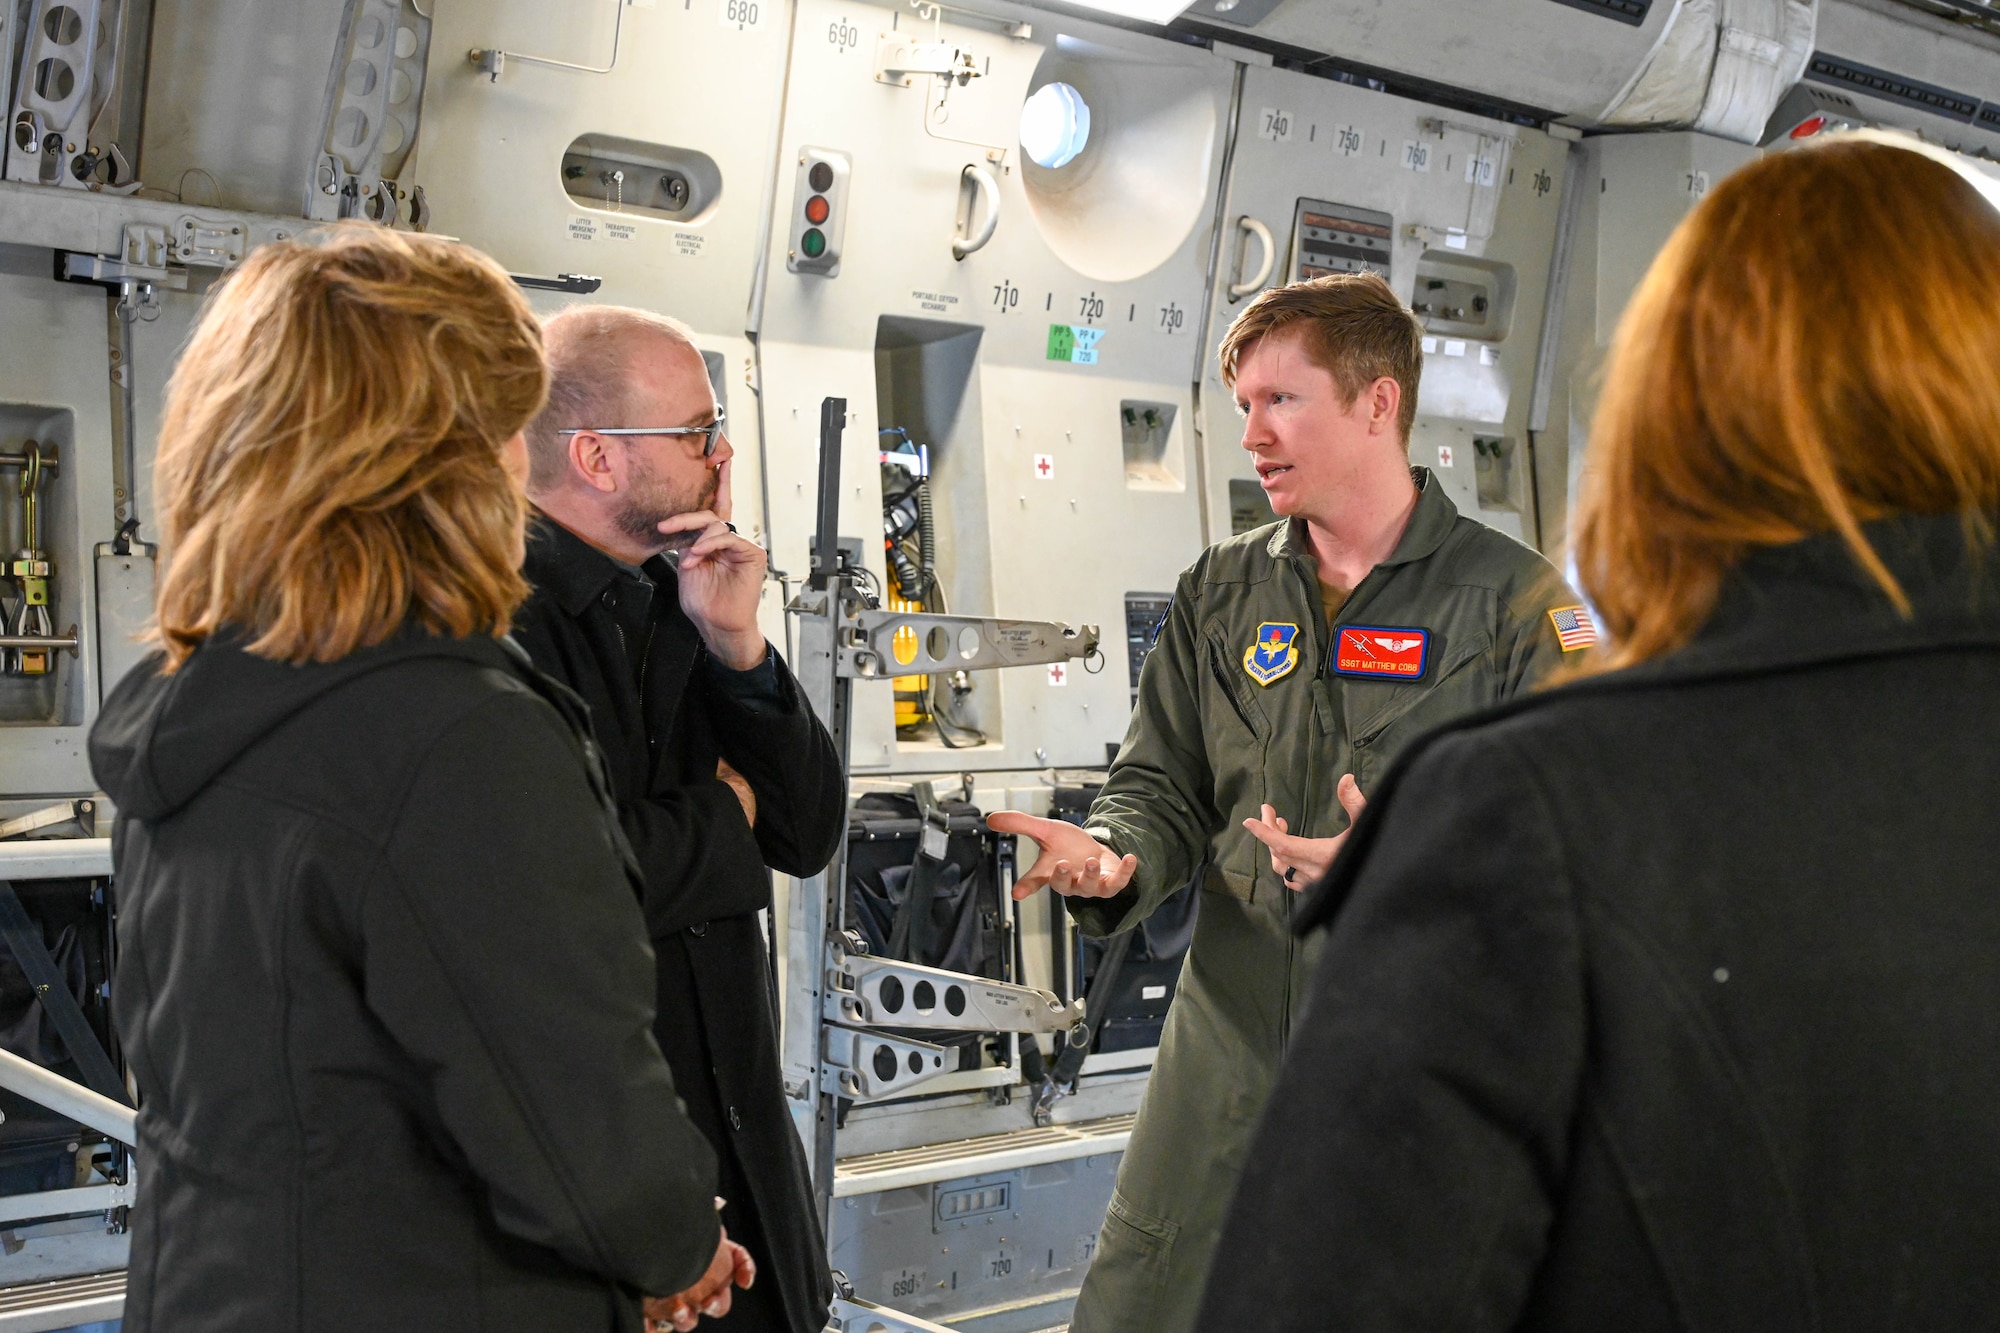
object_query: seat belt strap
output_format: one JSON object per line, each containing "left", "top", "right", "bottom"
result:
{"left": 886, "top": 782, "right": 952, "bottom": 964}
{"left": 0, "top": 880, "right": 127, "bottom": 1105}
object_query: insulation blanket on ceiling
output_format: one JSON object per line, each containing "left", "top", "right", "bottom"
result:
{"left": 1599, "top": 0, "right": 1817, "bottom": 142}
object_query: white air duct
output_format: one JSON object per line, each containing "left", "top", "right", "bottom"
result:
{"left": 1208, "top": 0, "right": 1817, "bottom": 146}
{"left": 1596, "top": 0, "right": 1817, "bottom": 140}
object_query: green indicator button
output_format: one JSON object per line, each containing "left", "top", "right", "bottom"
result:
{"left": 801, "top": 228, "right": 826, "bottom": 258}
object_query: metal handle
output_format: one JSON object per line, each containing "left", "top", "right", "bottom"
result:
{"left": 0, "top": 448, "right": 58, "bottom": 474}
{"left": 0, "top": 631, "right": 79, "bottom": 652}
{"left": 1229, "top": 214, "right": 1275, "bottom": 298}
{"left": 952, "top": 164, "right": 1000, "bottom": 261}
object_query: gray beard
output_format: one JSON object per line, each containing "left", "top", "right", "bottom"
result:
{"left": 614, "top": 455, "right": 720, "bottom": 552}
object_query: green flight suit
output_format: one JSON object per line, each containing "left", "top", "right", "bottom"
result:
{"left": 1069, "top": 472, "right": 1581, "bottom": 1333}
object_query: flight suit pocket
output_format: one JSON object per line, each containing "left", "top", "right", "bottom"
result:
{"left": 1345, "top": 629, "right": 1495, "bottom": 788}
{"left": 1201, "top": 632, "right": 1264, "bottom": 740}
{"left": 1074, "top": 1191, "right": 1179, "bottom": 1333}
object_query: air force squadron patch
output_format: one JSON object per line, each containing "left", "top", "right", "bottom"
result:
{"left": 1243, "top": 623, "right": 1301, "bottom": 686}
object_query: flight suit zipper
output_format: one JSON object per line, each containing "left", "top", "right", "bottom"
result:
{"left": 1278, "top": 546, "right": 1359, "bottom": 1054}
{"left": 1277, "top": 554, "right": 1328, "bottom": 1054}
{"left": 1208, "top": 647, "right": 1257, "bottom": 735}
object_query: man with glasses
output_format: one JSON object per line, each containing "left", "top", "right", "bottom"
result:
{"left": 513, "top": 306, "right": 844, "bottom": 1333}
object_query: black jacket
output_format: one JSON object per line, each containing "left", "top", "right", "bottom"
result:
{"left": 512, "top": 518, "right": 844, "bottom": 1333}
{"left": 89, "top": 628, "right": 721, "bottom": 1333}
{"left": 1200, "top": 513, "right": 2000, "bottom": 1332}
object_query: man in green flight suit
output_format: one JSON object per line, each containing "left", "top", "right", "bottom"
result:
{"left": 988, "top": 272, "right": 1594, "bottom": 1333}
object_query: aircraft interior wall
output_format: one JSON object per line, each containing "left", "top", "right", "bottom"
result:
{"left": 0, "top": 0, "right": 1995, "bottom": 1326}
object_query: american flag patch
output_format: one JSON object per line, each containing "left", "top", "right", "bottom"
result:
{"left": 1548, "top": 605, "right": 1598, "bottom": 652}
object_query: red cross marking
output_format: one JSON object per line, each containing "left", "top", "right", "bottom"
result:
{"left": 1036, "top": 457, "right": 1052, "bottom": 476}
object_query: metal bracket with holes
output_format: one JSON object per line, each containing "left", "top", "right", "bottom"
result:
{"left": 838, "top": 608, "right": 1099, "bottom": 681}
{"left": 826, "top": 937, "right": 1083, "bottom": 1036}
{"left": 820, "top": 1023, "right": 954, "bottom": 1100}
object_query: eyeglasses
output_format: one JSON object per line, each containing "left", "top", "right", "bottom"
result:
{"left": 558, "top": 410, "right": 726, "bottom": 459}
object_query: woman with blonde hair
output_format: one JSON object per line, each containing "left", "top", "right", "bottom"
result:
{"left": 89, "top": 227, "right": 745, "bottom": 1332}
{"left": 1198, "top": 135, "right": 2000, "bottom": 1330}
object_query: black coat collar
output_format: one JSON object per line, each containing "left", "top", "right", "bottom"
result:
{"left": 525, "top": 513, "right": 678, "bottom": 618}
{"left": 1612, "top": 511, "right": 2000, "bottom": 689}
{"left": 1295, "top": 510, "right": 2000, "bottom": 936}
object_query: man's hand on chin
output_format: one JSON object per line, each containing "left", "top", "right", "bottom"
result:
{"left": 660, "top": 486, "right": 768, "bottom": 672}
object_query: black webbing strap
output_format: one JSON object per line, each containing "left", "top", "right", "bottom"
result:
{"left": 0, "top": 880, "right": 127, "bottom": 1104}
{"left": 887, "top": 783, "right": 952, "bottom": 964}
{"left": 1050, "top": 928, "right": 1134, "bottom": 1085}
{"left": 888, "top": 818, "right": 951, "bottom": 966}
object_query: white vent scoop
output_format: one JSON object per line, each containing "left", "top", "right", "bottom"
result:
{"left": 1019, "top": 81, "right": 1092, "bottom": 170}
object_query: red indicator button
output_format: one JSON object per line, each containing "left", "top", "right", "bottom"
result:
{"left": 805, "top": 194, "right": 830, "bottom": 225}
{"left": 1789, "top": 114, "right": 1828, "bottom": 139}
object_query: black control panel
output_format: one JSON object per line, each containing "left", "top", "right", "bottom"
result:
{"left": 1124, "top": 592, "right": 1173, "bottom": 704}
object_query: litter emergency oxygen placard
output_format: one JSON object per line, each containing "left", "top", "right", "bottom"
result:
{"left": 1046, "top": 324, "right": 1104, "bottom": 365}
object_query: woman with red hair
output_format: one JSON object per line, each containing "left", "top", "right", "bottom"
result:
{"left": 1199, "top": 135, "right": 2000, "bottom": 1331}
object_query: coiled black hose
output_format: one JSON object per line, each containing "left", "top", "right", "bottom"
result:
{"left": 916, "top": 480, "right": 935, "bottom": 605}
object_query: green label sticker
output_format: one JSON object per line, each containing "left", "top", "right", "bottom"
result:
{"left": 1045, "top": 324, "right": 1104, "bottom": 365}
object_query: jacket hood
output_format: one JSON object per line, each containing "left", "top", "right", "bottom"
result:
{"left": 90, "top": 626, "right": 523, "bottom": 823}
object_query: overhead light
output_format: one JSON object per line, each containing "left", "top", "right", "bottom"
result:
{"left": 1056, "top": 0, "right": 1195, "bottom": 22}
{"left": 1021, "top": 82, "right": 1092, "bottom": 169}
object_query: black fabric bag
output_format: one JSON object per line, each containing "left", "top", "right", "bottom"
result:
{"left": 844, "top": 792, "right": 1002, "bottom": 979}
{"left": 0, "top": 876, "right": 120, "bottom": 1198}
{"left": 843, "top": 792, "right": 1006, "bottom": 1080}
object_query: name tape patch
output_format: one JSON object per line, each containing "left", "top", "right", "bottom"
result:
{"left": 1334, "top": 625, "right": 1430, "bottom": 679}
{"left": 1243, "top": 622, "right": 1301, "bottom": 686}
{"left": 1548, "top": 605, "right": 1598, "bottom": 652}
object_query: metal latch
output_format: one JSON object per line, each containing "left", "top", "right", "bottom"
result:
{"left": 914, "top": 781, "right": 950, "bottom": 863}
{"left": 874, "top": 38, "right": 981, "bottom": 88}
{"left": 61, "top": 224, "right": 191, "bottom": 290}
{"left": 177, "top": 218, "right": 248, "bottom": 268}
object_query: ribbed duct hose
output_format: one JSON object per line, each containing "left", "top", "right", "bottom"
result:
{"left": 916, "top": 481, "right": 935, "bottom": 607}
